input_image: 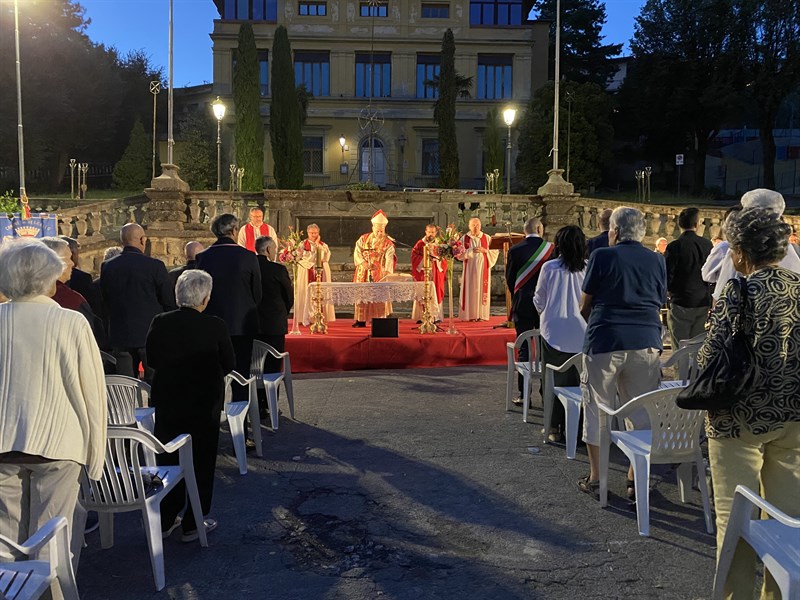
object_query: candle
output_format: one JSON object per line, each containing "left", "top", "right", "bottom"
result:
{"left": 423, "top": 245, "right": 430, "bottom": 269}
{"left": 316, "top": 246, "right": 323, "bottom": 270}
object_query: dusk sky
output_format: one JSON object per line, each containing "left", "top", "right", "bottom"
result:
{"left": 78, "top": 0, "right": 646, "bottom": 87}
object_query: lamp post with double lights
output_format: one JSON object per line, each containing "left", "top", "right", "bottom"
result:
{"left": 212, "top": 97, "right": 226, "bottom": 191}
{"left": 503, "top": 108, "right": 516, "bottom": 194}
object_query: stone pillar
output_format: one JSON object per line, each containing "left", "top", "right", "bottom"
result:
{"left": 145, "top": 163, "right": 190, "bottom": 232}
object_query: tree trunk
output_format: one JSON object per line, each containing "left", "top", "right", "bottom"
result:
{"left": 692, "top": 130, "right": 711, "bottom": 196}
{"left": 760, "top": 120, "right": 777, "bottom": 191}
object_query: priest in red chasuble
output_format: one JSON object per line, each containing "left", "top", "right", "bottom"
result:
{"left": 458, "top": 217, "right": 499, "bottom": 321}
{"left": 411, "top": 224, "right": 447, "bottom": 322}
{"left": 352, "top": 210, "right": 396, "bottom": 327}
{"left": 237, "top": 207, "right": 277, "bottom": 252}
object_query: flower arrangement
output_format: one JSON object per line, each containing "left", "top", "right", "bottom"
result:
{"left": 278, "top": 226, "right": 305, "bottom": 265}
{"left": 435, "top": 224, "right": 465, "bottom": 261}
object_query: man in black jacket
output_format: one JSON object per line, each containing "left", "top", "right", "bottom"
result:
{"left": 505, "top": 217, "right": 554, "bottom": 402}
{"left": 196, "top": 214, "right": 262, "bottom": 400}
{"left": 664, "top": 207, "right": 713, "bottom": 349}
{"left": 168, "top": 240, "right": 203, "bottom": 289}
{"left": 254, "top": 236, "right": 293, "bottom": 371}
{"left": 100, "top": 223, "right": 176, "bottom": 380}
{"left": 586, "top": 208, "right": 612, "bottom": 255}
{"left": 62, "top": 236, "right": 103, "bottom": 316}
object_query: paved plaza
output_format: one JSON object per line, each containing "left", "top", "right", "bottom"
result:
{"left": 78, "top": 366, "right": 716, "bottom": 599}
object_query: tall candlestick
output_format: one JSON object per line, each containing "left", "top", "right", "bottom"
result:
{"left": 316, "top": 245, "right": 323, "bottom": 270}
{"left": 423, "top": 245, "right": 430, "bottom": 269}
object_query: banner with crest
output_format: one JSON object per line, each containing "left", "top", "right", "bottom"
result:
{"left": 0, "top": 213, "right": 58, "bottom": 241}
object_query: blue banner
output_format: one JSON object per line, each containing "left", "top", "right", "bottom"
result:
{"left": 0, "top": 214, "right": 58, "bottom": 240}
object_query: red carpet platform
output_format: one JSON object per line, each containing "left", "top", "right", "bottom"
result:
{"left": 284, "top": 316, "right": 516, "bottom": 373}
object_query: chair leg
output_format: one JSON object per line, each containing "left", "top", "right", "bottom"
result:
{"left": 228, "top": 414, "right": 248, "bottom": 476}
{"left": 599, "top": 432, "right": 611, "bottom": 508}
{"left": 564, "top": 400, "right": 580, "bottom": 460}
{"left": 54, "top": 518, "right": 80, "bottom": 600}
{"left": 676, "top": 462, "right": 692, "bottom": 503}
{"left": 180, "top": 444, "right": 208, "bottom": 548}
{"left": 522, "top": 375, "right": 531, "bottom": 423}
{"left": 141, "top": 503, "right": 166, "bottom": 591}
{"left": 694, "top": 453, "right": 714, "bottom": 534}
{"left": 247, "top": 381, "right": 263, "bottom": 458}
{"left": 632, "top": 455, "right": 652, "bottom": 537}
{"left": 712, "top": 494, "right": 748, "bottom": 600}
{"left": 505, "top": 364, "right": 515, "bottom": 412}
{"left": 266, "top": 384, "right": 279, "bottom": 430}
{"left": 98, "top": 512, "right": 114, "bottom": 549}
{"left": 283, "top": 363, "right": 295, "bottom": 419}
{"left": 542, "top": 374, "right": 553, "bottom": 444}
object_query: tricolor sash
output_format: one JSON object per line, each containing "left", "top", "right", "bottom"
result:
{"left": 514, "top": 240, "right": 554, "bottom": 293}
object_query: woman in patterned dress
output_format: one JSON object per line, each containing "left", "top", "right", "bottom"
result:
{"left": 698, "top": 207, "right": 800, "bottom": 599}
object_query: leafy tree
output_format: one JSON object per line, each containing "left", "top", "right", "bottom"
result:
{"left": 269, "top": 26, "right": 303, "bottom": 189}
{"left": 516, "top": 81, "right": 613, "bottom": 192}
{"left": 530, "top": 0, "right": 622, "bottom": 85}
{"left": 483, "top": 108, "right": 505, "bottom": 192}
{"left": 620, "top": 0, "right": 740, "bottom": 194}
{"left": 436, "top": 29, "right": 460, "bottom": 188}
{"left": 176, "top": 112, "right": 215, "bottom": 190}
{"left": 112, "top": 120, "right": 151, "bottom": 190}
{"left": 234, "top": 23, "right": 265, "bottom": 191}
{"left": 727, "top": 0, "right": 800, "bottom": 189}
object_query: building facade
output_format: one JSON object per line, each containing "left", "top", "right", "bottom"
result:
{"left": 209, "top": 0, "right": 549, "bottom": 189}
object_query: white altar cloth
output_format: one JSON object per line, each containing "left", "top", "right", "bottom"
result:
{"left": 312, "top": 281, "right": 435, "bottom": 305}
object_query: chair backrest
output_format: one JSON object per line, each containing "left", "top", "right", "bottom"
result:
{"left": 105, "top": 375, "right": 148, "bottom": 426}
{"left": 679, "top": 332, "right": 707, "bottom": 348}
{"left": 662, "top": 344, "right": 701, "bottom": 382}
{"left": 251, "top": 340, "right": 283, "bottom": 376}
{"left": 80, "top": 427, "right": 168, "bottom": 509}
{"left": 619, "top": 387, "right": 705, "bottom": 460}
{"left": 514, "top": 329, "right": 542, "bottom": 371}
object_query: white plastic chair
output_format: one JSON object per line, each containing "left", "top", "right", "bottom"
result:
{"left": 661, "top": 344, "right": 701, "bottom": 385}
{"left": 105, "top": 375, "right": 155, "bottom": 435}
{"left": 222, "top": 371, "right": 260, "bottom": 475}
{"left": 542, "top": 353, "right": 583, "bottom": 459}
{"left": 679, "top": 331, "right": 707, "bottom": 348}
{"left": 598, "top": 387, "right": 714, "bottom": 537}
{"left": 0, "top": 517, "right": 79, "bottom": 600}
{"left": 505, "top": 329, "right": 542, "bottom": 423}
{"left": 712, "top": 485, "right": 800, "bottom": 600}
{"left": 79, "top": 427, "right": 208, "bottom": 591}
{"left": 251, "top": 341, "right": 295, "bottom": 430}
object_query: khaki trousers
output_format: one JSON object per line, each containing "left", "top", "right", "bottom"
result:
{"left": 667, "top": 304, "right": 708, "bottom": 349}
{"left": 708, "top": 422, "right": 800, "bottom": 600}
{"left": 581, "top": 348, "right": 661, "bottom": 446}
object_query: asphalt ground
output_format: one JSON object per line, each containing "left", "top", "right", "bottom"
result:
{"left": 77, "top": 365, "right": 716, "bottom": 600}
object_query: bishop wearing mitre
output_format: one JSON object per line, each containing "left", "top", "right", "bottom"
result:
{"left": 296, "top": 223, "right": 336, "bottom": 326}
{"left": 352, "top": 210, "right": 396, "bottom": 327}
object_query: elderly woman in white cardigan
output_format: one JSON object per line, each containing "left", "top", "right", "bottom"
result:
{"left": 0, "top": 238, "right": 106, "bottom": 568}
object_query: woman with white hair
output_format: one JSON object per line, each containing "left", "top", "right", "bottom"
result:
{"left": 145, "top": 269, "right": 235, "bottom": 542}
{"left": 0, "top": 238, "right": 106, "bottom": 568}
{"left": 578, "top": 207, "right": 667, "bottom": 498}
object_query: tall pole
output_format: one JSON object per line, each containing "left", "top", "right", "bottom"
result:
{"left": 13, "top": 0, "right": 26, "bottom": 199}
{"left": 551, "top": 0, "right": 561, "bottom": 172}
{"left": 506, "top": 124, "right": 512, "bottom": 194}
{"left": 565, "top": 92, "right": 572, "bottom": 182}
{"left": 150, "top": 81, "right": 160, "bottom": 179}
{"left": 216, "top": 119, "right": 222, "bottom": 191}
{"left": 167, "top": 0, "right": 174, "bottom": 165}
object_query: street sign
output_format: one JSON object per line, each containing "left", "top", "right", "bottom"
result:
{"left": 675, "top": 154, "right": 684, "bottom": 166}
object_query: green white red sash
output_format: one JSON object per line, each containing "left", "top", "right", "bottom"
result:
{"left": 514, "top": 241, "right": 554, "bottom": 293}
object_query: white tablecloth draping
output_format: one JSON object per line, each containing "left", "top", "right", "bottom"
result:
{"left": 311, "top": 281, "right": 435, "bottom": 305}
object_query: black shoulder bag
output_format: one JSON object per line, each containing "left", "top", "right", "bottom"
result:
{"left": 676, "top": 277, "right": 759, "bottom": 411}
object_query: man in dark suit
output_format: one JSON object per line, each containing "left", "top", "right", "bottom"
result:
{"left": 168, "top": 241, "right": 203, "bottom": 289}
{"left": 254, "top": 236, "right": 293, "bottom": 374}
{"left": 664, "top": 206, "right": 713, "bottom": 349}
{"left": 195, "top": 213, "right": 262, "bottom": 401}
{"left": 587, "top": 208, "right": 612, "bottom": 255}
{"left": 100, "top": 223, "right": 176, "bottom": 380}
{"left": 62, "top": 236, "right": 103, "bottom": 316}
{"left": 505, "top": 217, "right": 554, "bottom": 402}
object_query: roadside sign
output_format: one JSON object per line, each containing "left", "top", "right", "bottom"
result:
{"left": 675, "top": 154, "right": 684, "bottom": 166}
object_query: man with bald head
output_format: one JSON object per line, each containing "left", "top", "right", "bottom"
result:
{"left": 587, "top": 208, "right": 612, "bottom": 255}
{"left": 100, "top": 223, "right": 176, "bottom": 380}
{"left": 169, "top": 241, "right": 204, "bottom": 288}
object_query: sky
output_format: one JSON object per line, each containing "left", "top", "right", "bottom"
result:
{"left": 78, "top": 0, "right": 646, "bottom": 88}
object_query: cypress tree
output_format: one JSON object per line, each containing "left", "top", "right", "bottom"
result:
{"left": 233, "top": 23, "right": 265, "bottom": 191}
{"left": 112, "top": 120, "right": 151, "bottom": 190}
{"left": 436, "top": 29, "right": 459, "bottom": 188}
{"left": 270, "top": 26, "right": 304, "bottom": 189}
{"left": 483, "top": 107, "right": 504, "bottom": 192}
{"left": 177, "top": 112, "right": 215, "bottom": 190}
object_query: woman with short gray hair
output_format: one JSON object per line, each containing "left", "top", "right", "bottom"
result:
{"left": 146, "top": 267, "right": 234, "bottom": 542}
{"left": 0, "top": 238, "right": 106, "bottom": 566}
{"left": 577, "top": 206, "right": 667, "bottom": 499}
{"left": 699, "top": 207, "right": 800, "bottom": 597}
{"left": 175, "top": 269, "right": 213, "bottom": 308}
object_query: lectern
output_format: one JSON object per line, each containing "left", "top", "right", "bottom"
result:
{"left": 490, "top": 232, "right": 526, "bottom": 328}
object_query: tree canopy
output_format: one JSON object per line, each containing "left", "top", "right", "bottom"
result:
{"left": 436, "top": 29, "right": 460, "bottom": 188}
{"left": 269, "top": 25, "right": 304, "bottom": 189}
{"left": 530, "top": 0, "right": 621, "bottom": 85}
{"left": 233, "top": 22, "right": 265, "bottom": 191}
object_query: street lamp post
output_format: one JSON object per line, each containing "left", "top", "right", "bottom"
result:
{"left": 150, "top": 81, "right": 161, "bottom": 179}
{"left": 503, "top": 108, "right": 516, "bottom": 194}
{"left": 212, "top": 97, "right": 226, "bottom": 191}
{"left": 339, "top": 134, "right": 346, "bottom": 161}
{"left": 13, "top": 0, "right": 27, "bottom": 202}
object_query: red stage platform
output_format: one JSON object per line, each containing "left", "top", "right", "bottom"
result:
{"left": 284, "top": 316, "right": 516, "bottom": 373}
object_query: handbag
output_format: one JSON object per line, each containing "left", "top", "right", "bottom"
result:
{"left": 676, "top": 277, "right": 759, "bottom": 411}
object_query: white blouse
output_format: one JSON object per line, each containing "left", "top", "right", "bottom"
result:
{"left": 533, "top": 259, "right": 587, "bottom": 354}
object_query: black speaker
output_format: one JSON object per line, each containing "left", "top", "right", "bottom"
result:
{"left": 371, "top": 318, "right": 399, "bottom": 338}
